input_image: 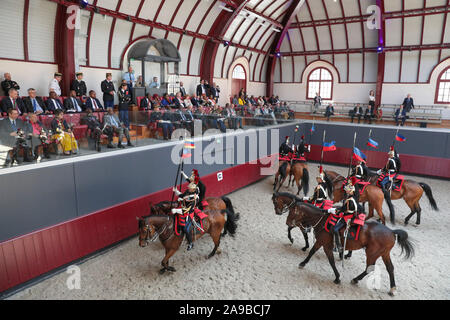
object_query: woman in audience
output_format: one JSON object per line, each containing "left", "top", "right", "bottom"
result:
{"left": 51, "top": 109, "right": 78, "bottom": 155}
{"left": 160, "top": 94, "right": 172, "bottom": 107}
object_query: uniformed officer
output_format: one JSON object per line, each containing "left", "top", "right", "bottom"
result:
{"left": 49, "top": 72, "right": 62, "bottom": 96}
{"left": 377, "top": 146, "right": 401, "bottom": 194}
{"left": 181, "top": 169, "right": 207, "bottom": 210}
{"left": 71, "top": 72, "right": 87, "bottom": 98}
{"left": 279, "top": 136, "right": 293, "bottom": 160}
{"left": 101, "top": 73, "right": 116, "bottom": 110}
{"left": 1, "top": 73, "right": 20, "bottom": 96}
{"left": 304, "top": 166, "right": 328, "bottom": 208}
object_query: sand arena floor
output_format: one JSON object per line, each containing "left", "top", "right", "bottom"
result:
{"left": 8, "top": 164, "right": 450, "bottom": 300}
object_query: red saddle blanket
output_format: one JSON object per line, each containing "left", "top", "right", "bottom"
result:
{"left": 376, "top": 174, "right": 405, "bottom": 191}
{"left": 174, "top": 209, "right": 208, "bottom": 236}
{"left": 342, "top": 179, "right": 371, "bottom": 195}
{"left": 310, "top": 200, "right": 334, "bottom": 210}
{"left": 324, "top": 212, "right": 366, "bottom": 241}
{"left": 279, "top": 156, "right": 291, "bottom": 162}
{"left": 292, "top": 156, "right": 306, "bottom": 162}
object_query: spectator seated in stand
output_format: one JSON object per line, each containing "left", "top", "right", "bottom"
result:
{"left": 23, "top": 88, "right": 47, "bottom": 115}
{"left": 63, "top": 90, "right": 85, "bottom": 113}
{"left": 324, "top": 103, "right": 334, "bottom": 121}
{"left": 140, "top": 93, "right": 154, "bottom": 110}
{"left": 46, "top": 91, "right": 64, "bottom": 113}
{"left": 85, "top": 90, "right": 105, "bottom": 112}
{"left": 350, "top": 103, "right": 363, "bottom": 124}
{"left": 395, "top": 104, "right": 408, "bottom": 126}
{"left": 1, "top": 88, "right": 26, "bottom": 115}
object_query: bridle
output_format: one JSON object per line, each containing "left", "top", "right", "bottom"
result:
{"left": 141, "top": 216, "right": 171, "bottom": 244}
{"left": 276, "top": 196, "right": 296, "bottom": 214}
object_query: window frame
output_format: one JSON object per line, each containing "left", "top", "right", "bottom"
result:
{"left": 306, "top": 67, "right": 334, "bottom": 101}
{"left": 232, "top": 64, "right": 247, "bottom": 80}
{"left": 435, "top": 66, "right": 450, "bottom": 105}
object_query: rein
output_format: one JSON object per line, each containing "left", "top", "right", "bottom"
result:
{"left": 144, "top": 216, "right": 172, "bottom": 243}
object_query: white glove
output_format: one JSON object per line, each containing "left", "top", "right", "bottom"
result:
{"left": 173, "top": 187, "right": 181, "bottom": 196}
{"left": 308, "top": 145, "right": 311, "bottom": 152}
{"left": 328, "top": 208, "right": 336, "bottom": 214}
{"left": 302, "top": 197, "right": 309, "bottom": 201}
{"left": 181, "top": 171, "right": 189, "bottom": 180}
{"left": 171, "top": 208, "right": 182, "bottom": 215}
{"left": 376, "top": 169, "right": 382, "bottom": 175}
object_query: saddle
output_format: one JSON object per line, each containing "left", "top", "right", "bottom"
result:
{"left": 342, "top": 178, "right": 371, "bottom": 195}
{"left": 291, "top": 156, "right": 306, "bottom": 163}
{"left": 325, "top": 212, "right": 366, "bottom": 241}
{"left": 376, "top": 173, "right": 405, "bottom": 192}
{"left": 311, "top": 200, "right": 334, "bottom": 211}
{"left": 174, "top": 208, "right": 208, "bottom": 236}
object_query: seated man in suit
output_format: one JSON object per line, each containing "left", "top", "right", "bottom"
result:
{"left": 324, "top": 103, "right": 334, "bottom": 122}
{"left": 140, "top": 93, "right": 154, "bottom": 110}
{"left": 103, "top": 107, "right": 133, "bottom": 149}
{"left": 395, "top": 105, "right": 408, "bottom": 126}
{"left": 351, "top": 103, "right": 363, "bottom": 124}
{"left": 1, "top": 88, "right": 26, "bottom": 115}
{"left": 149, "top": 106, "right": 174, "bottom": 140}
{"left": 402, "top": 94, "right": 414, "bottom": 113}
{"left": 85, "top": 90, "right": 105, "bottom": 112}
{"left": 82, "top": 108, "right": 107, "bottom": 152}
{"left": 46, "top": 91, "right": 64, "bottom": 113}
{"left": 23, "top": 88, "right": 47, "bottom": 115}
{"left": 0, "top": 108, "right": 33, "bottom": 165}
{"left": 173, "top": 92, "right": 185, "bottom": 109}
{"left": 51, "top": 110, "right": 78, "bottom": 155}
{"left": 64, "top": 90, "right": 84, "bottom": 113}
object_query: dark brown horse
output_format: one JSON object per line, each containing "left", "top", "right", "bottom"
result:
{"left": 272, "top": 193, "right": 414, "bottom": 296}
{"left": 325, "top": 170, "right": 389, "bottom": 225}
{"left": 366, "top": 172, "right": 439, "bottom": 225}
{"left": 273, "top": 161, "right": 291, "bottom": 192}
{"left": 137, "top": 207, "right": 239, "bottom": 274}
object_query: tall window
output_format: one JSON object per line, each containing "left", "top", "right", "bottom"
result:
{"left": 307, "top": 67, "right": 333, "bottom": 100}
{"left": 436, "top": 67, "right": 450, "bottom": 104}
{"left": 232, "top": 65, "right": 246, "bottom": 79}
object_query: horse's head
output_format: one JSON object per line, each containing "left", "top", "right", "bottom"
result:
{"left": 272, "top": 193, "right": 295, "bottom": 215}
{"left": 136, "top": 216, "right": 158, "bottom": 248}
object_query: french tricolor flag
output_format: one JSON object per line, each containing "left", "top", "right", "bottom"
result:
{"left": 395, "top": 133, "right": 406, "bottom": 142}
{"left": 367, "top": 138, "right": 378, "bottom": 148}
{"left": 323, "top": 141, "right": 336, "bottom": 152}
{"left": 353, "top": 147, "right": 367, "bottom": 162}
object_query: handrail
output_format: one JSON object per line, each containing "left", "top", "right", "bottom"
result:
{"left": 285, "top": 100, "right": 449, "bottom": 110}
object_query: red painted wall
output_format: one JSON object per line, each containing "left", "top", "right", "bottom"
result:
{"left": 0, "top": 156, "right": 273, "bottom": 294}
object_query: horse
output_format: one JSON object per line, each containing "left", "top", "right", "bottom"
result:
{"left": 324, "top": 170, "right": 389, "bottom": 225}
{"left": 137, "top": 207, "right": 239, "bottom": 274}
{"left": 149, "top": 196, "right": 237, "bottom": 236}
{"left": 273, "top": 161, "right": 291, "bottom": 192}
{"left": 272, "top": 192, "right": 414, "bottom": 296}
{"left": 287, "top": 161, "right": 310, "bottom": 196}
{"left": 272, "top": 192, "right": 312, "bottom": 252}
{"left": 366, "top": 171, "right": 439, "bottom": 225}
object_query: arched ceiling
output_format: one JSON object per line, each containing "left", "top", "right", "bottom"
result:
{"left": 34, "top": 0, "right": 450, "bottom": 84}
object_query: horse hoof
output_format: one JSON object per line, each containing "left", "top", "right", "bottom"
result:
{"left": 388, "top": 287, "right": 397, "bottom": 296}
{"left": 334, "top": 279, "right": 341, "bottom": 285}
{"left": 301, "top": 247, "right": 308, "bottom": 252}
{"left": 159, "top": 268, "right": 166, "bottom": 275}
{"left": 298, "top": 263, "right": 306, "bottom": 269}
{"left": 344, "top": 254, "right": 352, "bottom": 260}
{"left": 289, "top": 238, "right": 294, "bottom": 245}
{"left": 404, "top": 220, "right": 409, "bottom": 226}
{"left": 167, "top": 266, "right": 176, "bottom": 272}
{"left": 351, "top": 279, "right": 358, "bottom": 285}
{"left": 216, "top": 248, "right": 222, "bottom": 255}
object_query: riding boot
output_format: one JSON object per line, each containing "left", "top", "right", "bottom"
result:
{"left": 185, "top": 223, "right": 194, "bottom": 251}
{"left": 333, "top": 220, "right": 344, "bottom": 254}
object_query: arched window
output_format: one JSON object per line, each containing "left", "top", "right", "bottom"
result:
{"left": 436, "top": 67, "right": 450, "bottom": 104}
{"left": 232, "top": 65, "right": 246, "bottom": 80}
{"left": 307, "top": 67, "right": 333, "bottom": 100}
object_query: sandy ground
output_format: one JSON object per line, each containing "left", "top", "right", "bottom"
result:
{"left": 7, "top": 164, "right": 450, "bottom": 300}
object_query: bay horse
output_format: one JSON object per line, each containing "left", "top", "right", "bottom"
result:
{"left": 272, "top": 193, "right": 414, "bottom": 296}
{"left": 273, "top": 161, "right": 309, "bottom": 196}
{"left": 149, "top": 196, "right": 237, "bottom": 237}
{"left": 137, "top": 207, "right": 239, "bottom": 274}
{"left": 366, "top": 171, "right": 439, "bottom": 225}
{"left": 324, "top": 170, "right": 389, "bottom": 225}
{"left": 273, "top": 161, "right": 291, "bottom": 192}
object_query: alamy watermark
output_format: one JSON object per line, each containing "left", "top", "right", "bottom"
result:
{"left": 66, "top": 265, "right": 81, "bottom": 290}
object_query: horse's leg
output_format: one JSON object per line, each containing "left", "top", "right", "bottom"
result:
{"left": 295, "top": 173, "right": 302, "bottom": 196}
{"left": 273, "top": 172, "right": 279, "bottom": 191}
{"left": 301, "top": 229, "right": 309, "bottom": 252}
{"left": 382, "top": 252, "right": 397, "bottom": 296}
{"left": 299, "top": 233, "right": 326, "bottom": 268}
{"left": 287, "top": 226, "right": 294, "bottom": 244}
{"left": 323, "top": 240, "right": 341, "bottom": 284}
{"left": 277, "top": 175, "right": 288, "bottom": 192}
{"left": 404, "top": 197, "right": 417, "bottom": 226}
{"left": 374, "top": 201, "right": 386, "bottom": 225}
{"left": 368, "top": 203, "right": 374, "bottom": 220}
{"left": 351, "top": 247, "right": 380, "bottom": 285}
{"left": 207, "top": 228, "right": 221, "bottom": 259}
{"left": 160, "top": 240, "right": 182, "bottom": 273}
{"left": 345, "top": 251, "right": 353, "bottom": 259}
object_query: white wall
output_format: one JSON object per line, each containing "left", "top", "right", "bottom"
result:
{"left": 0, "top": 60, "right": 58, "bottom": 96}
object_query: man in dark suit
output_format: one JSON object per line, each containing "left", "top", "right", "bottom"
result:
{"left": 70, "top": 72, "right": 87, "bottom": 98}
{"left": 1, "top": 73, "right": 20, "bottom": 96}
{"left": 1, "top": 88, "right": 26, "bottom": 115}
{"left": 350, "top": 103, "right": 363, "bottom": 124}
{"left": 140, "top": 93, "right": 153, "bottom": 110}
{"left": 395, "top": 105, "right": 408, "bottom": 126}
{"left": 23, "top": 88, "right": 47, "bottom": 114}
{"left": 179, "top": 81, "right": 187, "bottom": 97}
{"left": 101, "top": 73, "right": 115, "bottom": 110}
{"left": 402, "top": 94, "right": 414, "bottom": 113}
{"left": 63, "top": 90, "right": 84, "bottom": 113}
{"left": 85, "top": 90, "right": 104, "bottom": 111}
{"left": 0, "top": 108, "right": 33, "bottom": 165}
{"left": 196, "top": 80, "right": 207, "bottom": 97}
{"left": 46, "top": 91, "right": 64, "bottom": 113}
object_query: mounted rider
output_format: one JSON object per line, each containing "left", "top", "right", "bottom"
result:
{"left": 377, "top": 146, "right": 401, "bottom": 194}
{"left": 173, "top": 181, "right": 204, "bottom": 251}
{"left": 292, "top": 135, "right": 310, "bottom": 161}
{"left": 331, "top": 177, "right": 360, "bottom": 254}
{"left": 304, "top": 166, "right": 331, "bottom": 210}
{"left": 181, "top": 169, "right": 208, "bottom": 210}
{"left": 349, "top": 159, "right": 369, "bottom": 195}
{"left": 279, "top": 136, "right": 293, "bottom": 161}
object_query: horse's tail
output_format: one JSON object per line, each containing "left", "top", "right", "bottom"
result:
{"left": 279, "top": 161, "right": 288, "bottom": 181}
{"left": 419, "top": 183, "right": 438, "bottom": 211}
{"left": 323, "top": 172, "right": 334, "bottom": 198}
{"left": 301, "top": 168, "right": 309, "bottom": 196}
{"left": 222, "top": 197, "right": 239, "bottom": 237}
{"left": 393, "top": 229, "right": 415, "bottom": 260}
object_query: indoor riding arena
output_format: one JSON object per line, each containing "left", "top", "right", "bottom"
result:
{"left": 0, "top": 0, "right": 449, "bottom": 303}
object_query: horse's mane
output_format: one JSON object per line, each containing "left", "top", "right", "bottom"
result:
{"left": 274, "top": 192, "right": 303, "bottom": 203}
